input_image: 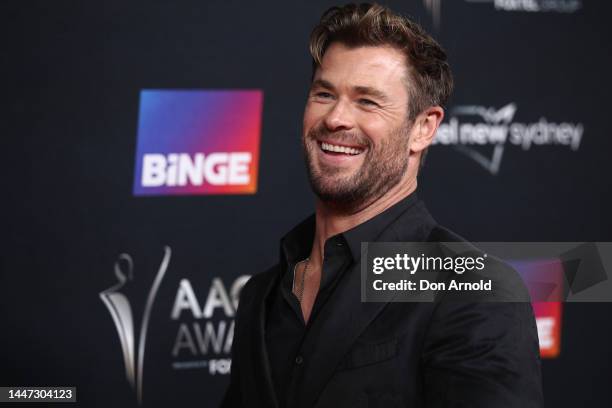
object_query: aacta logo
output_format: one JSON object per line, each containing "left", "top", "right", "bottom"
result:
{"left": 433, "top": 103, "right": 584, "bottom": 175}
{"left": 101, "top": 246, "right": 251, "bottom": 405}
{"left": 100, "top": 247, "right": 172, "bottom": 405}
{"left": 133, "top": 90, "right": 263, "bottom": 196}
{"left": 170, "top": 275, "right": 250, "bottom": 375}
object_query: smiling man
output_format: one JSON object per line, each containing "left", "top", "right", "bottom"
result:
{"left": 221, "top": 3, "right": 543, "bottom": 408}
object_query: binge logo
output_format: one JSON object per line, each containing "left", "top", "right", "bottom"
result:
{"left": 133, "top": 90, "right": 263, "bottom": 196}
{"left": 533, "top": 302, "right": 562, "bottom": 358}
{"left": 511, "top": 259, "right": 565, "bottom": 358}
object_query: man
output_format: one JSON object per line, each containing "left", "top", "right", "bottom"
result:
{"left": 222, "top": 3, "right": 543, "bottom": 407}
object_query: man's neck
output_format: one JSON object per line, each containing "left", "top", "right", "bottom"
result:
{"left": 309, "top": 176, "right": 417, "bottom": 269}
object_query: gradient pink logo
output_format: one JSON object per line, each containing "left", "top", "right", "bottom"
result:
{"left": 511, "top": 259, "right": 565, "bottom": 358}
{"left": 133, "top": 90, "right": 263, "bottom": 196}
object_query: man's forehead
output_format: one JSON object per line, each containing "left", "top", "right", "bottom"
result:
{"left": 315, "top": 43, "right": 408, "bottom": 89}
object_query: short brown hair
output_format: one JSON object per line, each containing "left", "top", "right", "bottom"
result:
{"left": 309, "top": 3, "right": 453, "bottom": 122}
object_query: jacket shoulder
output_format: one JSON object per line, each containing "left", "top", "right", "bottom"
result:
{"left": 239, "top": 264, "right": 280, "bottom": 305}
{"left": 426, "top": 224, "right": 467, "bottom": 242}
{"left": 426, "top": 225, "right": 530, "bottom": 302}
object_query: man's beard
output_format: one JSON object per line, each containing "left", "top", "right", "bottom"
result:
{"left": 302, "top": 121, "right": 412, "bottom": 213}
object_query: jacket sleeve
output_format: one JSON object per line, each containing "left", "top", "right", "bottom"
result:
{"left": 422, "top": 301, "right": 544, "bottom": 408}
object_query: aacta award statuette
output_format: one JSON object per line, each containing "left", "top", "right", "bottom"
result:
{"left": 100, "top": 246, "right": 171, "bottom": 405}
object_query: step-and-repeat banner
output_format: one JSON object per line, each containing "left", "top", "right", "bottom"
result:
{"left": 3, "top": 1, "right": 611, "bottom": 407}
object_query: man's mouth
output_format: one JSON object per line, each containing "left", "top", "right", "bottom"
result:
{"left": 318, "top": 140, "right": 365, "bottom": 156}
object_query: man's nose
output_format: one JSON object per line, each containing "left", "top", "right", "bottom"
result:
{"left": 324, "top": 98, "right": 355, "bottom": 132}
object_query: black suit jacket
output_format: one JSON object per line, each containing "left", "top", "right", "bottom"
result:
{"left": 222, "top": 224, "right": 543, "bottom": 408}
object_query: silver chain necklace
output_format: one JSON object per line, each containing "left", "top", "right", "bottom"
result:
{"left": 292, "top": 257, "right": 310, "bottom": 304}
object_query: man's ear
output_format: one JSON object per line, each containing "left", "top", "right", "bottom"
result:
{"left": 410, "top": 106, "right": 444, "bottom": 153}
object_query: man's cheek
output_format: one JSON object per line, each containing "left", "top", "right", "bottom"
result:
{"left": 306, "top": 102, "right": 332, "bottom": 121}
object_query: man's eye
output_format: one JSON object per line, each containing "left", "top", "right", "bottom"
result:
{"left": 314, "top": 92, "right": 333, "bottom": 99}
{"left": 359, "top": 98, "right": 378, "bottom": 107}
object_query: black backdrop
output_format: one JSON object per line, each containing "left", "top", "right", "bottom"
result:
{"left": 2, "top": 0, "right": 612, "bottom": 407}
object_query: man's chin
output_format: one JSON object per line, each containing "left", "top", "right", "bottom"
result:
{"left": 306, "top": 164, "right": 367, "bottom": 208}
{"left": 311, "top": 182, "right": 365, "bottom": 207}
{"left": 311, "top": 176, "right": 352, "bottom": 195}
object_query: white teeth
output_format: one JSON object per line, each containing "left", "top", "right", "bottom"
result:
{"left": 320, "top": 142, "right": 363, "bottom": 155}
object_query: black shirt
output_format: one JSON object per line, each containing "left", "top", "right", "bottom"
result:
{"left": 264, "top": 192, "right": 436, "bottom": 407}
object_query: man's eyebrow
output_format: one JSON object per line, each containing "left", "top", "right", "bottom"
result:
{"left": 310, "top": 79, "right": 335, "bottom": 91}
